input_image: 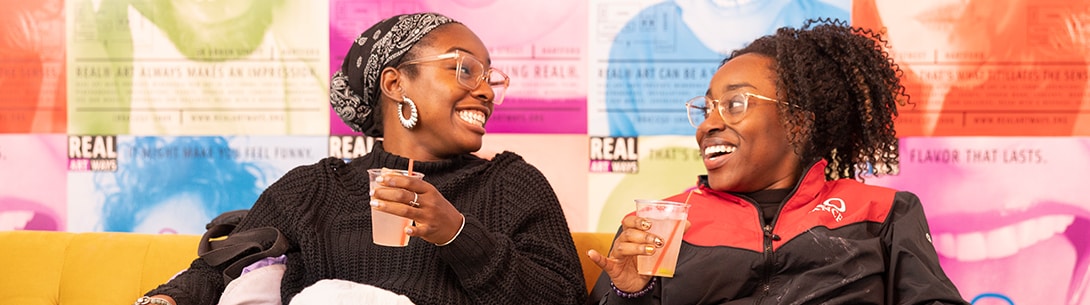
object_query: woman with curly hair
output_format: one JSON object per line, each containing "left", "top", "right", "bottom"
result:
{"left": 588, "top": 19, "right": 969, "bottom": 304}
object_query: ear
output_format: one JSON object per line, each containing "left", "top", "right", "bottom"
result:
{"left": 378, "top": 66, "right": 403, "bottom": 102}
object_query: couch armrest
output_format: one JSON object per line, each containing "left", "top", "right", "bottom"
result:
{"left": 571, "top": 232, "right": 615, "bottom": 293}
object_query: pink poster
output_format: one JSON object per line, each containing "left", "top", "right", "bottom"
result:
{"left": 0, "top": 135, "right": 66, "bottom": 231}
{"left": 328, "top": 0, "right": 588, "bottom": 135}
{"left": 867, "top": 137, "right": 1090, "bottom": 305}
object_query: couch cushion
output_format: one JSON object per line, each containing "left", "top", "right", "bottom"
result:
{"left": 0, "top": 231, "right": 75, "bottom": 305}
{"left": 0, "top": 231, "right": 615, "bottom": 303}
{"left": 57, "top": 233, "right": 199, "bottom": 305}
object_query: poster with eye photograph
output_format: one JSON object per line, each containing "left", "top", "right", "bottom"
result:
{"left": 865, "top": 136, "right": 1090, "bottom": 305}
{"left": 0, "top": 0, "right": 65, "bottom": 133}
{"left": 587, "top": 0, "right": 851, "bottom": 137}
{"left": 853, "top": 0, "right": 1090, "bottom": 136}
{"left": 328, "top": 0, "right": 589, "bottom": 135}
{"left": 587, "top": 135, "right": 704, "bottom": 232}
{"left": 0, "top": 135, "right": 67, "bottom": 231}
{"left": 65, "top": 135, "right": 325, "bottom": 235}
{"left": 66, "top": 0, "right": 329, "bottom": 135}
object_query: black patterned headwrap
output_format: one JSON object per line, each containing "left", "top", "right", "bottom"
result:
{"left": 330, "top": 13, "right": 458, "bottom": 136}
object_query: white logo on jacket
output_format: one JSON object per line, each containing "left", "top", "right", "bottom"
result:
{"left": 810, "top": 198, "right": 846, "bottom": 222}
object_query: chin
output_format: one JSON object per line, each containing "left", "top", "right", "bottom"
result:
{"left": 705, "top": 176, "right": 738, "bottom": 193}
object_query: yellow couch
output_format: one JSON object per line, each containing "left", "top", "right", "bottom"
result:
{"left": 0, "top": 230, "right": 614, "bottom": 304}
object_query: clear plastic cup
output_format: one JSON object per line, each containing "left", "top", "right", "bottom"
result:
{"left": 635, "top": 199, "right": 690, "bottom": 277}
{"left": 368, "top": 168, "right": 424, "bottom": 247}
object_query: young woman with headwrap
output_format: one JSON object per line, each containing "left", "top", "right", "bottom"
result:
{"left": 138, "top": 12, "right": 586, "bottom": 305}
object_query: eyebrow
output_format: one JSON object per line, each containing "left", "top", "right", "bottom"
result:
{"left": 707, "top": 82, "right": 758, "bottom": 97}
{"left": 445, "top": 47, "right": 491, "bottom": 65}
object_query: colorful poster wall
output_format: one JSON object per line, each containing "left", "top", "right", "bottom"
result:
{"left": 0, "top": 1, "right": 1085, "bottom": 303}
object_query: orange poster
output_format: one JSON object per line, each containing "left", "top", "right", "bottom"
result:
{"left": 854, "top": 0, "right": 1090, "bottom": 136}
{"left": 0, "top": 0, "right": 65, "bottom": 133}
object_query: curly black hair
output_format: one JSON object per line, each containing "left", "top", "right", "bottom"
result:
{"left": 727, "top": 18, "right": 908, "bottom": 181}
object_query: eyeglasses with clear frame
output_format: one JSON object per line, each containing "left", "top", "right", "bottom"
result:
{"left": 397, "top": 50, "right": 510, "bottom": 104}
{"left": 685, "top": 92, "right": 790, "bottom": 127}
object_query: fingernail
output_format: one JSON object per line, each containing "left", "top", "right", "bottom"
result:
{"left": 653, "top": 237, "right": 664, "bottom": 248}
{"left": 370, "top": 200, "right": 381, "bottom": 207}
{"left": 644, "top": 245, "right": 655, "bottom": 255}
{"left": 375, "top": 176, "right": 385, "bottom": 183}
{"left": 639, "top": 219, "right": 652, "bottom": 230}
{"left": 369, "top": 188, "right": 375, "bottom": 196}
{"left": 404, "top": 227, "right": 413, "bottom": 235}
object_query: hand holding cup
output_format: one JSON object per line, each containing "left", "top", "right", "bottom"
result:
{"left": 369, "top": 168, "right": 464, "bottom": 246}
{"left": 587, "top": 200, "right": 690, "bottom": 293}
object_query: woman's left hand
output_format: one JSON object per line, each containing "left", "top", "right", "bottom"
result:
{"left": 370, "top": 173, "right": 464, "bottom": 245}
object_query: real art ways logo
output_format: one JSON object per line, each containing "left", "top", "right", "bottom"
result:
{"left": 589, "top": 136, "right": 638, "bottom": 173}
{"left": 67, "top": 135, "right": 119, "bottom": 172}
{"left": 328, "top": 135, "right": 377, "bottom": 161}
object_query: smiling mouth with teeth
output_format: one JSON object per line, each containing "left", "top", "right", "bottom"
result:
{"left": 703, "top": 145, "right": 736, "bottom": 159}
{"left": 458, "top": 110, "right": 487, "bottom": 128}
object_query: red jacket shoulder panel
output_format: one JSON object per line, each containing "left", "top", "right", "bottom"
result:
{"left": 774, "top": 179, "right": 897, "bottom": 250}
{"left": 670, "top": 189, "right": 765, "bottom": 252}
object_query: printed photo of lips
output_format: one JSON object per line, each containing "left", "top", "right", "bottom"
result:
{"left": 0, "top": 134, "right": 66, "bottom": 231}
{"left": 867, "top": 137, "right": 1090, "bottom": 305}
{"left": 0, "top": 197, "right": 60, "bottom": 231}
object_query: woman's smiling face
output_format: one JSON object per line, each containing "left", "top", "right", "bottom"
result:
{"left": 696, "top": 53, "right": 802, "bottom": 193}
{"left": 391, "top": 23, "right": 497, "bottom": 160}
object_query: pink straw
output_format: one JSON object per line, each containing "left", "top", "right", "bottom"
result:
{"left": 651, "top": 221, "right": 682, "bottom": 274}
{"left": 650, "top": 190, "right": 695, "bottom": 274}
{"left": 401, "top": 159, "right": 415, "bottom": 245}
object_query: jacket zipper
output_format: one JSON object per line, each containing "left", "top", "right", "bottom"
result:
{"left": 755, "top": 222, "right": 781, "bottom": 304}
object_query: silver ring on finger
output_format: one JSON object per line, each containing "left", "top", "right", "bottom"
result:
{"left": 409, "top": 192, "right": 420, "bottom": 208}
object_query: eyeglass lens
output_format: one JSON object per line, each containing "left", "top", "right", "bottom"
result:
{"left": 687, "top": 95, "right": 749, "bottom": 127}
{"left": 458, "top": 55, "right": 508, "bottom": 104}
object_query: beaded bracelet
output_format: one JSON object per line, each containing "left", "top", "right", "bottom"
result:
{"left": 610, "top": 277, "right": 655, "bottom": 298}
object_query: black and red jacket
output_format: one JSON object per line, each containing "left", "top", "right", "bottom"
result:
{"left": 592, "top": 160, "right": 968, "bottom": 305}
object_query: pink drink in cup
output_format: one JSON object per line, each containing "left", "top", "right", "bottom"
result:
{"left": 368, "top": 168, "right": 424, "bottom": 247}
{"left": 635, "top": 199, "right": 690, "bottom": 277}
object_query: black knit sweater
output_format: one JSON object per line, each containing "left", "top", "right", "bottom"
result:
{"left": 147, "top": 143, "right": 587, "bottom": 305}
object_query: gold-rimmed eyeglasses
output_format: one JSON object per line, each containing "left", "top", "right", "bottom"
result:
{"left": 685, "top": 92, "right": 790, "bottom": 127}
{"left": 398, "top": 50, "right": 510, "bottom": 104}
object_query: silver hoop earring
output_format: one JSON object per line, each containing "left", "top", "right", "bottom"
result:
{"left": 399, "top": 96, "right": 418, "bottom": 129}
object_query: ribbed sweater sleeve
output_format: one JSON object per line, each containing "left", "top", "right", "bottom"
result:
{"left": 435, "top": 154, "right": 587, "bottom": 305}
